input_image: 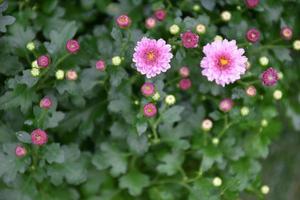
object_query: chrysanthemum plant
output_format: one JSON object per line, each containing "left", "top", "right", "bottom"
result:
{"left": 0, "top": 0, "right": 299, "bottom": 199}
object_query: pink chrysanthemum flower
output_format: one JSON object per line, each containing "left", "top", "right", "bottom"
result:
{"left": 154, "top": 9, "right": 166, "bottom": 21}
{"left": 40, "top": 96, "right": 52, "bottom": 109}
{"left": 31, "top": 129, "right": 48, "bottom": 146}
{"left": 141, "top": 82, "right": 155, "bottom": 97}
{"left": 246, "top": 85, "right": 257, "bottom": 96}
{"left": 66, "top": 39, "right": 80, "bottom": 54}
{"left": 15, "top": 145, "right": 26, "bottom": 157}
{"left": 116, "top": 15, "right": 132, "bottom": 29}
{"left": 96, "top": 60, "right": 106, "bottom": 71}
{"left": 179, "top": 66, "right": 190, "bottom": 78}
{"left": 261, "top": 67, "right": 278, "bottom": 86}
{"left": 66, "top": 70, "right": 78, "bottom": 80}
{"left": 200, "top": 39, "right": 248, "bottom": 87}
{"left": 245, "top": 0, "right": 260, "bottom": 8}
{"left": 145, "top": 17, "right": 156, "bottom": 29}
{"left": 280, "top": 27, "right": 293, "bottom": 40}
{"left": 179, "top": 78, "right": 192, "bottom": 90}
{"left": 37, "top": 55, "right": 51, "bottom": 68}
{"left": 219, "top": 98, "right": 234, "bottom": 112}
{"left": 181, "top": 31, "right": 199, "bottom": 48}
{"left": 143, "top": 103, "right": 157, "bottom": 117}
{"left": 246, "top": 28, "right": 260, "bottom": 43}
{"left": 133, "top": 37, "right": 173, "bottom": 78}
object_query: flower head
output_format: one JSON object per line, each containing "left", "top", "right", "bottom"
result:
{"left": 145, "top": 17, "right": 156, "bottom": 29}
{"left": 181, "top": 31, "right": 199, "bottom": 48}
{"left": 133, "top": 37, "right": 173, "bottom": 78}
{"left": 96, "top": 60, "right": 106, "bottom": 71}
{"left": 221, "top": 11, "right": 231, "bottom": 21}
{"left": 246, "top": 85, "right": 257, "bottom": 96}
{"left": 200, "top": 39, "right": 248, "bottom": 87}
{"left": 212, "top": 177, "right": 222, "bottom": 187}
{"left": 169, "top": 24, "right": 180, "bottom": 35}
{"left": 40, "top": 97, "right": 52, "bottom": 109}
{"left": 202, "top": 119, "right": 213, "bottom": 131}
{"left": 143, "top": 103, "right": 157, "bottom": 117}
{"left": 273, "top": 90, "right": 283, "bottom": 100}
{"left": 165, "top": 95, "right": 176, "bottom": 105}
{"left": 66, "top": 39, "right": 80, "bottom": 54}
{"left": 179, "top": 78, "right": 192, "bottom": 90}
{"left": 246, "top": 28, "right": 260, "bottom": 43}
{"left": 259, "top": 56, "right": 269, "bottom": 66}
{"left": 245, "top": 0, "right": 260, "bottom": 8}
{"left": 37, "top": 55, "right": 51, "bottom": 68}
{"left": 219, "top": 98, "right": 234, "bottom": 112}
{"left": 281, "top": 27, "right": 293, "bottom": 40}
{"left": 26, "top": 42, "right": 35, "bottom": 51}
{"left": 154, "top": 9, "right": 166, "bottom": 21}
{"left": 31, "top": 68, "right": 40, "bottom": 77}
{"left": 116, "top": 15, "right": 132, "bottom": 29}
{"left": 56, "top": 70, "right": 64, "bottom": 80}
{"left": 15, "top": 145, "right": 26, "bottom": 157}
{"left": 196, "top": 24, "right": 206, "bottom": 34}
{"left": 141, "top": 82, "right": 155, "bottom": 97}
{"left": 293, "top": 40, "right": 300, "bottom": 50}
{"left": 261, "top": 67, "right": 279, "bottom": 86}
{"left": 31, "top": 129, "right": 48, "bottom": 146}
{"left": 112, "top": 56, "right": 122, "bottom": 66}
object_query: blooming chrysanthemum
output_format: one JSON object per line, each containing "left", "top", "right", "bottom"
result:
{"left": 37, "top": 55, "right": 51, "bottom": 68}
{"left": 116, "top": 15, "right": 132, "bottom": 29}
{"left": 261, "top": 67, "right": 278, "bottom": 86}
{"left": 143, "top": 103, "right": 157, "bottom": 117}
{"left": 200, "top": 39, "right": 248, "bottom": 87}
{"left": 40, "top": 96, "right": 52, "bottom": 109}
{"left": 246, "top": 85, "right": 257, "bottom": 96}
{"left": 154, "top": 9, "right": 166, "bottom": 21}
{"left": 280, "top": 27, "right": 293, "bottom": 40}
{"left": 133, "top": 37, "right": 173, "bottom": 78}
{"left": 15, "top": 145, "right": 26, "bottom": 157}
{"left": 141, "top": 82, "right": 155, "bottom": 97}
{"left": 245, "top": 0, "right": 260, "bottom": 8}
{"left": 179, "top": 66, "right": 190, "bottom": 78}
{"left": 181, "top": 31, "right": 199, "bottom": 48}
{"left": 66, "top": 39, "right": 80, "bottom": 54}
{"left": 96, "top": 60, "right": 106, "bottom": 71}
{"left": 179, "top": 78, "right": 192, "bottom": 90}
{"left": 31, "top": 129, "right": 48, "bottom": 146}
{"left": 219, "top": 98, "right": 234, "bottom": 112}
{"left": 145, "top": 17, "right": 156, "bottom": 29}
{"left": 246, "top": 28, "right": 260, "bottom": 43}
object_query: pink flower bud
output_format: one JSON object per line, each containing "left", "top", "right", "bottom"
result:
{"left": 246, "top": 28, "right": 260, "bottom": 43}
{"left": 31, "top": 129, "right": 48, "bottom": 146}
{"left": 154, "top": 9, "right": 166, "bottom": 21}
{"left": 116, "top": 15, "right": 132, "bottom": 29}
{"left": 179, "top": 66, "right": 190, "bottom": 78}
{"left": 15, "top": 145, "right": 26, "bottom": 157}
{"left": 66, "top": 39, "right": 80, "bottom": 54}
{"left": 40, "top": 97, "right": 52, "bottom": 109}
{"left": 261, "top": 67, "right": 279, "bottom": 86}
{"left": 141, "top": 82, "right": 155, "bottom": 97}
{"left": 219, "top": 98, "right": 234, "bottom": 112}
{"left": 145, "top": 17, "right": 156, "bottom": 29}
{"left": 246, "top": 85, "right": 257, "bottom": 96}
{"left": 280, "top": 27, "right": 293, "bottom": 40}
{"left": 143, "top": 103, "right": 157, "bottom": 117}
{"left": 181, "top": 31, "right": 199, "bottom": 48}
{"left": 37, "top": 55, "right": 51, "bottom": 68}
{"left": 179, "top": 78, "right": 192, "bottom": 90}
{"left": 96, "top": 60, "right": 106, "bottom": 71}
{"left": 245, "top": 0, "right": 260, "bottom": 8}
{"left": 66, "top": 70, "right": 78, "bottom": 80}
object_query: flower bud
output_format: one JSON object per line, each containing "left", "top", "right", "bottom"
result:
{"left": 31, "top": 68, "right": 40, "bottom": 77}
{"left": 145, "top": 17, "right": 156, "bottom": 29}
{"left": 26, "top": 42, "right": 35, "bottom": 51}
{"left": 221, "top": 11, "right": 231, "bottom": 22}
{"left": 219, "top": 98, "right": 234, "bottom": 112}
{"left": 240, "top": 106, "right": 250, "bottom": 116}
{"left": 261, "top": 185, "right": 270, "bottom": 194}
{"left": 152, "top": 92, "right": 160, "bottom": 101}
{"left": 259, "top": 56, "right": 269, "bottom": 66}
{"left": 179, "top": 78, "right": 192, "bottom": 90}
{"left": 40, "top": 97, "right": 52, "bottom": 109}
{"left": 212, "top": 137, "right": 219, "bottom": 145}
{"left": 112, "top": 56, "right": 122, "bottom": 66}
{"left": 179, "top": 66, "right": 190, "bottom": 78}
{"left": 246, "top": 28, "right": 260, "bottom": 43}
{"left": 143, "top": 103, "right": 157, "bottom": 117}
{"left": 116, "top": 15, "right": 132, "bottom": 29}
{"left": 66, "top": 39, "right": 80, "bottom": 54}
{"left": 212, "top": 177, "right": 222, "bottom": 187}
{"left": 141, "top": 82, "right": 155, "bottom": 97}
{"left": 37, "top": 55, "right": 51, "bottom": 68}
{"left": 246, "top": 85, "right": 257, "bottom": 97}
{"left": 214, "top": 35, "right": 223, "bottom": 41}
{"left": 154, "top": 9, "right": 166, "bottom": 21}
{"left": 56, "top": 70, "right": 65, "bottom": 80}
{"left": 293, "top": 40, "right": 300, "bottom": 50}
{"left": 66, "top": 70, "right": 78, "bottom": 80}
{"left": 196, "top": 24, "right": 206, "bottom": 34}
{"left": 15, "top": 145, "right": 27, "bottom": 157}
{"left": 96, "top": 60, "right": 106, "bottom": 71}
{"left": 280, "top": 27, "right": 293, "bottom": 40}
{"left": 245, "top": 0, "right": 260, "bottom": 8}
{"left": 165, "top": 95, "right": 176, "bottom": 105}
{"left": 261, "top": 119, "right": 268, "bottom": 127}
{"left": 193, "top": 5, "right": 201, "bottom": 12}
{"left": 169, "top": 24, "right": 180, "bottom": 35}
{"left": 32, "top": 60, "right": 38, "bottom": 68}
{"left": 202, "top": 119, "right": 213, "bottom": 131}
{"left": 181, "top": 31, "right": 199, "bottom": 48}
{"left": 273, "top": 90, "right": 282, "bottom": 100}
{"left": 31, "top": 129, "right": 48, "bottom": 146}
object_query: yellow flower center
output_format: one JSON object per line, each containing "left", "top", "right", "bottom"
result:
{"left": 219, "top": 58, "right": 229, "bottom": 66}
{"left": 147, "top": 51, "right": 155, "bottom": 61}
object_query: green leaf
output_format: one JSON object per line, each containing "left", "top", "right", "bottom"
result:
{"left": 161, "top": 106, "right": 184, "bottom": 125}
{"left": 0, "top": 1, "right": 15, "bottom": 33}
{"left": 16, "top": 131, "right": 31, "bottom": 144}
{"left": 119, "top": 170, "right": 150, "bottom": 196}
{"left": 200, "top": 0, "right": 216, "bottom": 11}
{"left": 157, "top": 151, "right": 184, "bottom": 176}
{"left": 44, "top": 143, "right": 65, "bottom": 164}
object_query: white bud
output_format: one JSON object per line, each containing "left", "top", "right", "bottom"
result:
{"left": 212, "top": 177, "right": 222, "bottom": 187}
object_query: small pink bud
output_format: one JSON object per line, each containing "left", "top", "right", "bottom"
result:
{"left": 261, "top": 67, "right": 279, "bottom": 86}
{"left": 15, "top": 145, "right": 27, "bottom": 157}
{"left": 179, "top": 66, "right": 190, "bottom": 78}
{"left": 66, "top": 70, "right": 78, "bottom": 80}
{"left": 245, "top": 0, "right": 260, "bottom": 8}
{"left": 154, "top": 9, "right": 166, "bottom": 21}
{"left": 143, "top": 103, "right": 157, "bottom": 117}
{"left": 66, "top": 39, "right": 80, "bottom": 54}
{"left": 246, "top": 85, "right": 257, "bottom": 96}
{"left": 145, "top": 17, "right": 156, "bottom": 29}
{"left": 141, "top": 82, "right": 155, "bottom": 97}
{"left": 31, "top": 129, "right": 48, "bottom": 146}
{"left": 96, "top": 60, "right": 106, "bottom": 71}
{"left": 181, "top": 31, "right": 199, "bottom": 48}
{"left": 37, "top": 55, "right": 51, "bottom": 68}
{"left": 280, "top": 27, "right": 293, "bottom": 40}
{"left": 246, "top": 28, "right": 260, "bottom": 43}
{"left": 40, "top": 97, "right": 52, "bottom": 109}
{"left": 219, "top": 98, "right": 234, "bottom": 112}
{"left": 179, "top": 78, "right": 192, "bottom": 90}
{"left": 116, "top": 15, "right": 132, "bottom": 29}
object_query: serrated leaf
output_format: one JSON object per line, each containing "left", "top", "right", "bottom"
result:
{"left": 44, "top": 143, "right": 65, "bottom": 164}
{"left": 119, "top": 170, "right": 150, "bottom": 196}
{"left": 161, "top": 106, "right": 184, "bottom": 124}
{"left": 16, "top": 131, "right": 31, "bottom": 144}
